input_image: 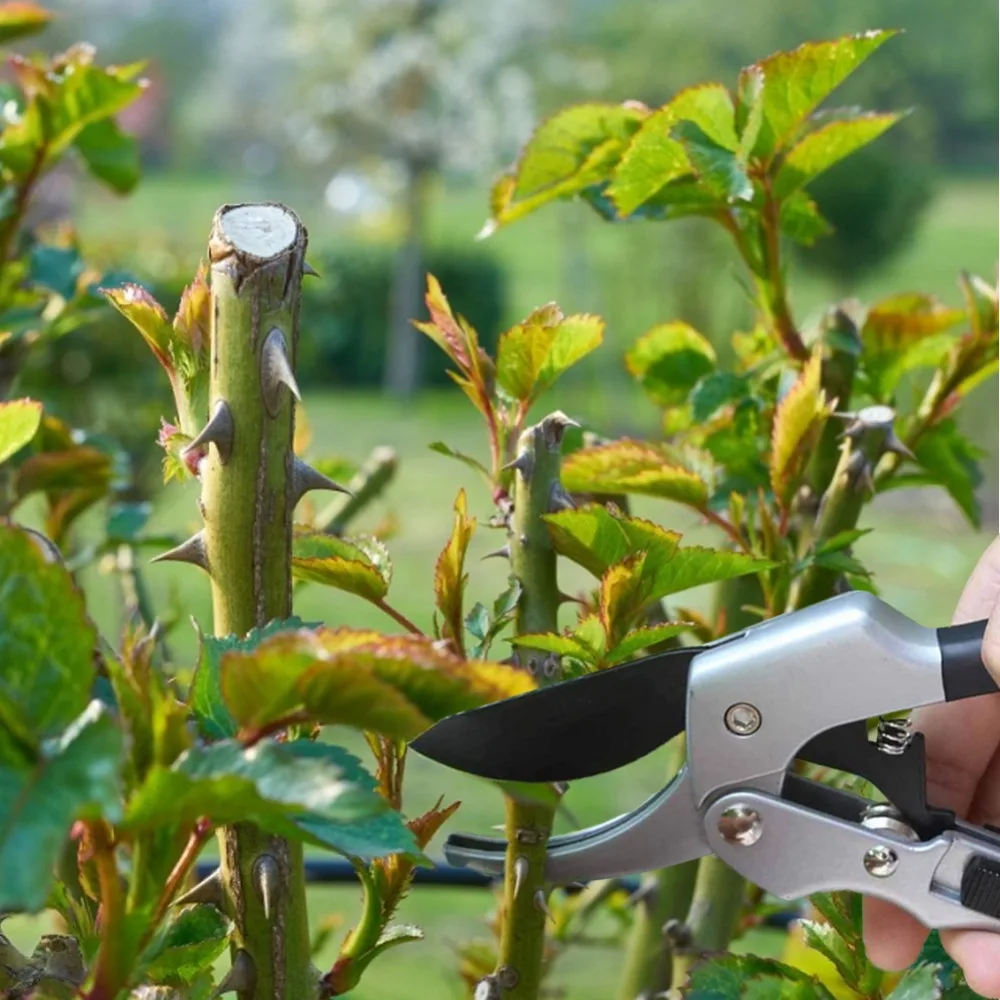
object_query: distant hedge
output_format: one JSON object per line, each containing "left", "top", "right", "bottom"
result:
{"left": 35, "top": 245, "right": 507, "bottom": 394}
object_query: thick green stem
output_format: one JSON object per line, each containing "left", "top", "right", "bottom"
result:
{"left": 616, "top": 860, "right": 698, "bottom": 1000}
{"left": 790, "top": 406, "right": 893, "bottom": 611}
{"left": 487, "top": 414, "right": 570, "bottom": 1000}
{"left": 807, "top": 309, "right": 861, "bottom": 498}
{"left": 199, "top": 203, "right": 316, "bottom": 1000}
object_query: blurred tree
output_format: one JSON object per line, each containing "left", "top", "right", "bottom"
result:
{"left": 281, "top": 0, "right": 583, "bottom": 397}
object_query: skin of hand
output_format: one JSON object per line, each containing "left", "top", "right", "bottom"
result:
{"left": 864, "top": 535, "right": 1000, "bottom": 998}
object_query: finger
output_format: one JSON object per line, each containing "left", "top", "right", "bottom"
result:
{"left": 908, "top": 537, "right": 1000, "bottom": 816}
{"left": 941, "top": 930, "right": 1000, "bottom": 998}
{"left": 862, "top": 896, "right": 927, "bottom": 971}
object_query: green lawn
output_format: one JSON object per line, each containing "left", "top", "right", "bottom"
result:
{"left": 8, "top": 170, "right": 996, "bottom": 995}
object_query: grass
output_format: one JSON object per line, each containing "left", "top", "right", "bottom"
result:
{"left": 7, "top": 170, "right": 996, "bottom": 995}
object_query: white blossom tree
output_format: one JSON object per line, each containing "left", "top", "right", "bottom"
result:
{"left": 283, "top": 0, "right": 585, "bottom": 396}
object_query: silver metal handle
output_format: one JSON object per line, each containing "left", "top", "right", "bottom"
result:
{"left": 704, "top": 790, "right": 1000, "bottom": 931}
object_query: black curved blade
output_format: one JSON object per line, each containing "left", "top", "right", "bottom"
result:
{"left": 409, "top": 647, "right": 696, "bottom": 782}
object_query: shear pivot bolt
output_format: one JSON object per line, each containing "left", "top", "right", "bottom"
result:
{"left": 718, "top": 805, "right": 763, "bottom": 846}
{"left": 725, "top": 703, "right": 761, "bottom": 736}
{"left": 864, "top": 845, "right": 899, "bottom": 878}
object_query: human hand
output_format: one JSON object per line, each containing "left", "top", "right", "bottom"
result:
{"left": 864, "top": 536, "right": 1000, "bottom": 997}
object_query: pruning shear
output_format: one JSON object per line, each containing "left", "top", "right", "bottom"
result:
{"left": 410, "top": 591, "right": 1000, "bottom": 931}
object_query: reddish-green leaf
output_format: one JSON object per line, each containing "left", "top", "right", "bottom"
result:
{"left": 774, "top": 112, "right": 904, "bottom": 198}
{"left": 739, "top": 30, "right": 898, "bottom": 158}
{"left": 496, "top": 306, "right": 604, "bottom": 403}
{"left": 544, "top": 504, "right": 681, "bottom": 579}
{"left": 599, "top": 553, "right": 653, "bottom": 647}
{"left": 220, "top": 629, "right": 535, "bottom": 741}
{"left": 173, "top": 263, "right": 211, "bottom": 358}
{"left": 103, "top": 284, "right": 173, "bottom": 371}
{"left": 561, "top": 440, "right": 709, "bottom": 508}
{"left": 0, "top": 397, "right": 41, "bottom": 464}
{"left": 864, "top": 293, "right": 966, "bottom": 347}
{"left": 292, "top": 531, "right": 391, "bottom": 603}
{"left": 0, "top": 2, "right": 51, "bottom": 43}
{"left": 770, "top": 354, "right": 828, "bottom": 504}
{"left": 434, "top": 489, "right": 476, "bottom": 656}
{"left": 15, "top": 445, "right": 111, "bottom": 498}
{"left": 644, "top": 546, "right": 773, "bottom": 602}
{"left": 626, "top": 322, "right": 716, "bottom": 407}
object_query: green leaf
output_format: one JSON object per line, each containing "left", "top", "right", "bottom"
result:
{"left": 0, "top": 397, "right": 41, "bottom": 464}
{"left": 123, "top": 739, "right": 385, "bottom": 836}
{"left": 544, "top": 504, "right": 681, "bottom": 579}
{"left": 739, "top": 31, "right": 899, "bottom": 157}
{"left": 642, "top": 545, "right": 773, "bottom": 603}
{"left": 74, "top": 117, "right": 141, "bottom": 194}
{"left": 285, "top": 742, "right": 418, "bottom": 860}
{"left": 0, "top": 702, "right": 123, "bottom": 913}
{"left": 774, "top": 112, "right": 904, "bottom": 198}
{"left": 219, "top": 629, "right": 535, "bottom": 741}
{"left": 671, "top": 83, "right": 739, "bottom": 150}
{"left": 674, "top": 121, "right": 753, "bottom": 202}
{"left": 106, "top": 501, "right": 152, "bottom": 543}
{"left": 0, "top": 2, "right": 51, "bottom": 43}
{"left": 429, "top": 441, "right": 490, "bottom": 480}
{"left": 0, "top": 524, "right": 96, "bottom": 745}
{"left": 510, "top": 632, "right": 596, "bottom": 664}
{"left": 779, "top": 190, "right": 833, "bottom": 246}
{"left": 434, "top": 489, "right": 475, "bottom": 656}
{"left": 29, "top": 245, "right": 83, "bottom": 299}
{"left": 561, "top": 440, "right": 709, "bottom": 508}
{"left": 799, "top": 918, "right": 859, "bottom": 987}
{"left": 887, "top": 965, "right": 942, "bottom": 1000}
{"left": 496, "top": 308, "right": 604, "bottom": 403}
{"left": 605, "top": 623, "right": 691, "bottom": 666}
{"left": 514, "top": 103, "right": 644, "bottom": 201}
{"left": 190, "top": 617, "right": 312, "bottom": 741}
{"left": 292, "top": 531, "right": 390, "bottom": 603}
{"left": 690, "top": 372, "right": 750, "bottom": 422}
{"left": 15, "top": 444, "right": 112, "bottom": 497}
{"left": 626, "top": 322, "right": 716, "bottom": 407}
{"left": 684, "top": 954, "right": 834, "bottom": 1000}
{"left": 770, "top": 354, "right": 828, "bottom": 504}
{"left": 912, "top": 420, "right": 984, "bottom": 526}
{"left": 607, "top": 108, "right": 690, "bottom": 217}
{"left": 817, "top": 529, "right": 871, "bottom": 555}
{"left": 144, "top": 905, "right": 231, "bottom": 983}
{"left": 465, "top": 577, "right": 522, "bottom": 658}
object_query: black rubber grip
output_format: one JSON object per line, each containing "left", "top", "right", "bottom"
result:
{"left": 939, "top": 619, "right": 996, "bottom": 701}
{"left": 961, "top": 856, "right": 1000, "bottom": 919}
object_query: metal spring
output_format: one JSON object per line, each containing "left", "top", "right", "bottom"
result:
{"left": 875, "top": 716, "right": 914, "bottom": 755}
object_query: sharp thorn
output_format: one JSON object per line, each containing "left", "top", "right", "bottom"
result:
{"left": 557, "top": 591, "right": 581, "bottom": 606}
{"left": 303, "top": 261, "right": 320, "bottom": 277}
{"left": 502, "top": 451, "right": 533, "bottom": 478}
{"left": 150, "top": 531, "right": 209, "bottom": 573}
{"left": 481, "top": 545, "right": 511, "bottom": 562}
{"left": 885, "top": 431, "right": 916, "bottom": 462}
{"left": 512, "top": 856, "right": 529, "bottom": 900}
{"left": 183, "top": 400, "right": 234, "bottom": 464}
{"left": 548, "top": 483, "right": 576, "bottom": 512}
{"left": 252, "top": 854, "right": 280, "bottom": 922}
{"left": 534, "top": 889, "right": 554, "bottom": 923}
{"left": 173, "top": 869, "right": 223, "bottom": 908}
{"left": 292, "top": 457, "right": 352, "bottom": 507}
{"left": 261, "top": 328, "right": 301, "bottom": 415}
{"left": 539, "top": 411, "right": 580, "bottom": 451}
{"left": 213, "top": 950, "right": 255, "bottom": 997}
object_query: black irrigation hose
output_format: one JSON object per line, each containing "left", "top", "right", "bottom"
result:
{"left": 193, "top": 859, "right": 802, "bottom": 928}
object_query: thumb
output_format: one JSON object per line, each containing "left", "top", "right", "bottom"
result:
{"left": 952, "top": 535, "right": 1000, "bottom": 682}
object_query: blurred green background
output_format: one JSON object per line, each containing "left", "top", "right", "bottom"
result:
{"left": 8, "top": 0, "right": 999, "bottom": 995}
